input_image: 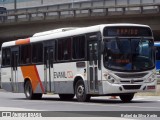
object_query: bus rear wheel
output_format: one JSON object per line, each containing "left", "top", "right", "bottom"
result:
{"left": 59, "top": 94, "right": 75, "bottom": 100}
{"left": 24, "top": 81, "right": 42, "bottom": 100}
{"left": 75, "top": 80, "right": 90, "bottom": 102}
{"left": 119, "top": 93, "right": 134, "bottom": 103}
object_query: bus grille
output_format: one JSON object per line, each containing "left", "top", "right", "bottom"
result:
{"left": 115, "top": 73, "right": 147, "bottom": 78}
{"left": 123, "top": 85, "right": 141, "bottom": 90}
{"left": 120, "top": 80, "right": 143, "bottom": 83}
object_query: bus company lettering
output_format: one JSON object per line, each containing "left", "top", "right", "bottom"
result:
{"left": 54, "top": 71, "right": 73, "bottom": 79}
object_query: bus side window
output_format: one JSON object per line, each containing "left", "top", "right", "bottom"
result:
{"left": 2, "top": 48, "right": 6, "bottom": 66}
{"left": 58, "top": 40, "right": 63, "bottom": 60}
{"left": 72, "top": 36, "right": 85, "bottom": 60}
{"left": 32, "top": 43, "right": 43, "bottom": 63}
{"left": 2, "top": 48, "right": 11, "bottom": 67}
{"left": 20, "top": 45, "right": 31, "bottom": 64}
{"left": 58, "top": 37, "right": 71, "bottom": 61}
{"left": 6, "top": 48, "right": 11, "bottom": 66}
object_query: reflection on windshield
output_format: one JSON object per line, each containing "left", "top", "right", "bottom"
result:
{"left": 103, "top": 38, "right": 154, "bottom": 71}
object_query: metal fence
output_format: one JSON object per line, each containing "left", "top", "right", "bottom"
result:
{"left": 0, "top": 0, "right": 160, "bottom": 24}
{"left": 0, "top": 0, "right": 160, "bottom": 10}
{"left": 1, "top": 0, "right": 88, "bottom": 9}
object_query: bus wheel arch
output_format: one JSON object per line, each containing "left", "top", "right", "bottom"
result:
{"left": 24, "top": 78, "right": 42, "bottom": 100}
{"left": 74, "top": 77, "right": 91, "bottom": 102}
{"left": 73, "top": 76, "right": 83, "bottom": 92}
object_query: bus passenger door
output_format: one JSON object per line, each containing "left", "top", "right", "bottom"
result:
{"left": 44, "top": 42, "right": 55, "bottom": 93}
{"left": 88, "top": 41, "right": 99, "bottom": 93}
{"left": 11, "top": 47, "right": 19, "bottom": 92}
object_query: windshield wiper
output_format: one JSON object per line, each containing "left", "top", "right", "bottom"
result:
{"left": 114, "top": 37, "right": 120, "bottom": 51}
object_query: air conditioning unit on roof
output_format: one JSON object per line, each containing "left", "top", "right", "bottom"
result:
{"left": 33, "top": 27, "right": 78, "bottom": 37}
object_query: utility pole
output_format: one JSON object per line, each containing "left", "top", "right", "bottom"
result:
{"left": 72, "top": 0, "right": 74, "bottom": 8}
{"left": 2, "top": 0, "right": 5, "bottom": 7}
{"left": 14, "top": 0, "right": 17, "bottom": 21}
{"left": 14, "top": 0, "right": 17, "bottom": 10}
{"left": 41, "top": 0, "right": 43, "bottom": 4}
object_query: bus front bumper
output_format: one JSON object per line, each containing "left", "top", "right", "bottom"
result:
{"left": 102, "top": 80, "right": 157, "bottom": 94}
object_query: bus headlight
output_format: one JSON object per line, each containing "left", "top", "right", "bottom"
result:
{"left": 104, "top": 73, "right": 119, "bottom": 84}
{"left": 145, "top": 74, "right": 155, "bottom": 83}
{"left": 107, "top": 75, "right": 116, "bottom": 84}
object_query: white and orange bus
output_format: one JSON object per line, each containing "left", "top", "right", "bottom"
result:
{"left": 1, "top": 24, "right": 157, "bottom": 102}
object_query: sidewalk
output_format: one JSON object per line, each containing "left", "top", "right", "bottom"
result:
{"left": 136, "top": 84, "right": 160, "bottom": 96}
{"left": 0, "top": 89, "right": 6, "bottom": 92}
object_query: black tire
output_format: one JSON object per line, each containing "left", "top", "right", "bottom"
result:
{"left": 75, "top": 80, "right": 91, "bottom": 102}
{"left": 59, "top": 94, "right": 75, "bottom": 100}
{"left": 119, "top": 94, "right": 134, "bottom": 103}
{"left": 33, "top": 93, "right": 42, "bottom": 100}
{"left": 24, "top": 81, "right": 42, "bottom": 100}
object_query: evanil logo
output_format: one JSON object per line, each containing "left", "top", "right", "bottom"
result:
{"left": 54, "top": 71, "right": 73, "bottom": 79}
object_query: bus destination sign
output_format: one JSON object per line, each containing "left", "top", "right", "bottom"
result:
{"left": 103, "top": 27, "right": 152, "bottom": 37}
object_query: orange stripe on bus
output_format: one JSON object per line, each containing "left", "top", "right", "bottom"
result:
{"left": 15, "top": 38, "right": 30, "bottom": 45}
{"left": 33, "top": 65, "right": 45, "bottom": 93}
{"left": 21, "top": 65, "right": 44, "bottom": 93}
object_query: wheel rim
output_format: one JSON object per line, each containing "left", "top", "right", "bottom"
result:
{"left": 26, "top": 83, "right": 32, "bottom": 97}
{"left": 77, "top": 85, "right": 84, "bottom": 97}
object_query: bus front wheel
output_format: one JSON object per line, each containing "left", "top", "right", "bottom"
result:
{"left": 75, "top": 80, "right": 90, "bottom": 102}
{"left": 119, "top": 93, "right": 134, "bottom": 103}
{"left": 24, "top": 81, "right": 42, "bottom": 100}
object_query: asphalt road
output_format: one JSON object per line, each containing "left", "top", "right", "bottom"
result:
{"left": 0, "top": 89, "right": 160, "bottom": 111}
{"left": 0, "top": 89, "right": 160, "bottom": 119}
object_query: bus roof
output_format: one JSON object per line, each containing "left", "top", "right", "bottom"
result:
{"left": 32, "top": 27, "right": 78, "bottom": 37}
{"left": 2, "top": 23, "right": 151, "bottom": 48}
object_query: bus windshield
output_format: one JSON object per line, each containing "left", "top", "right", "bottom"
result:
{"left": 103, "top": 38, "right": 154, "bottom": 71}
{"left": 155, "top": 45, "right": 160, "bottom": 70}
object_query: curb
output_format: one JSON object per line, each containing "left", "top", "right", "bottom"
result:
{"left": 136, "top": 84, "right": 160, "bottom": 96}
{"left": 0, "top": 89, "right": 6, "bottom": 92}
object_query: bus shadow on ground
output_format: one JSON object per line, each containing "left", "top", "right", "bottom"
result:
{"left": 11, "top": 96, "right": 155, "bottom": 104}
{"left": 37, "top": 97, "right": 155, "bottom": 104}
